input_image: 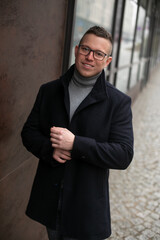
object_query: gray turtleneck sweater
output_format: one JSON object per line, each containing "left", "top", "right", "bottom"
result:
{"left": 68, "top": 68, "right": 101, "bottom": 121}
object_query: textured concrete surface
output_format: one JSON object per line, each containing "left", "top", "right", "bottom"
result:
{"left": 0, "top": 1, "right": 67, "bottom": 239}
{"left": 108, "top": 65, "right": 160, "bottom": 239}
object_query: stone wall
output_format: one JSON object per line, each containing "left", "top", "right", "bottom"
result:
{"left": 0, "top": 0, "right": 67, "bottom": 239}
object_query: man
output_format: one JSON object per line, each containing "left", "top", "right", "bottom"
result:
{"left": 21, "top": 26, "right": 134, "bottom": 240}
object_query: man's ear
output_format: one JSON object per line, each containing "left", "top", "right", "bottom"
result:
{"left": 105, "top": 56, "right": 112, "bottom": 67}
{"left": 75, "top": 45, "right": 79, "bottom": 58}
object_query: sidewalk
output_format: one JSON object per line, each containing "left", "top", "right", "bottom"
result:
{"left": 108, "top": 65, "right": 160, "bottom": 240}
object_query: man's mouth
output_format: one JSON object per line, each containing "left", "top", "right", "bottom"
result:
{"left": 82, "top": 63, "right": 94, "bottom": 68}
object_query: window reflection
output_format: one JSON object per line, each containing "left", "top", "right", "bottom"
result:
{"left": 139, "top": 16, "right": 150, "bottom": 82}
{"left": 133, "top": 5, "right": 145, "bottom": 62}
{"left": 116, "top": 68, "right": 130, "bottom": 93}
{"left": 119, "top": 0, "right": 138, "bottom": 67}
{"left": 130, "top": 5, "right": 146, "bottom": 87}
{"left": 116, "top": 0, "right": 138, "bottom": 92}
{"left": 130, "top": 64, "right": 139, "bottom": 88}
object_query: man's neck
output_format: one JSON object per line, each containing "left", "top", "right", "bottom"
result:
{"left": 73, "top": 68, "right": 101, "bottom": 87}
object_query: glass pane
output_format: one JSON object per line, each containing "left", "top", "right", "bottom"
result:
{"left": 130, "top": 5, "right": 146, "bottom": 88}
{"left": 142, "top": 16, "right": 150, "bottom": 57}
{"left": 130, "top": 64, "right": 139, "bottom": 88}
{"left": 151, "top": 19, "right": 160, "bottom": 68}
{"left": 116, "top": 0, "right": 138, "bottom": 92}
{"left": 118, "top": 0, "right": 138, "bottom": 67}
{"left": 133, "top": 5, "right": 146, "bottom": 62}
{"left": 116, "top": 68, "right": 130, "bottom": 93}
{"left": 69, "top": 0, "right": 115, "bottom": 66}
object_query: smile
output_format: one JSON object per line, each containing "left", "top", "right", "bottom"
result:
{"left": 82, "top": 63, "right": 94, "bottom": 68}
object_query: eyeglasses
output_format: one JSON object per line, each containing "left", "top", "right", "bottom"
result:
{"left": 78, "top": 44, "right": 109, "bottom": 61}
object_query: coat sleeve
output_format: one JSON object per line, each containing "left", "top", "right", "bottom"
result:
{"left": 71, "top": 96, "right": 134, "bottom": 170}
{"left": 21, "top": 85, "right": 58, "bottom": 167}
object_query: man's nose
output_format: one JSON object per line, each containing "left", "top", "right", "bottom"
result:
{"left": 86, "top": 50, "right": 94, "bottom": 60}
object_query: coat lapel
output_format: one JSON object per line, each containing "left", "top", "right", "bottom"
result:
{"left": 61, "top": 65, "right": 109, "bottom": 120}
{"left": 72, "top": 70, "right": 109, "bottom": 117}
{"left": 61, "top": 65, "right": 74, "bottom": 119}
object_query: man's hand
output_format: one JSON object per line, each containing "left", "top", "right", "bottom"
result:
{"left": 50, "top": 127, "right": 75, "bottom": 150}
{"left": 53, "top": 148, "right": 71, "bottom": 163}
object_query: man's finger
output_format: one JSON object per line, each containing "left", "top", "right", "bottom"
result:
{"left": 56, "top": 158, "right": 66, "bottom": 163}
{"left": 51, "top": 127, "right": 63, "bottom": 135}
{"left": 52, "top": 143, "right": 59, "bottom": 148}
{"left": 60, "top": 153, "right": 71, "bottom": 160}
{"left": 50, "top": 136, "right": 60, "bottom": 143}
{"left": 50, "top": 133, "right": 61, "bottom": 140}
{"left": 53, "top": 153, "right": 66, "bottom": 163}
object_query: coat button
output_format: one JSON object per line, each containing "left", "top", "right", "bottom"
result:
{"left": 81, "top": 155, "right": 86, "bottom": 159}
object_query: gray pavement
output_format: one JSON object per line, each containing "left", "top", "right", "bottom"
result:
{"left": 108, "top": 64, "right": 160, "bottom": 240}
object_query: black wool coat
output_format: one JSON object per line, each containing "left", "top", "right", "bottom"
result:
{"left": 21, "top": 64, "right": 134, "bottom": 240}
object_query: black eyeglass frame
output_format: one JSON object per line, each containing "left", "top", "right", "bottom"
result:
{"left": 78, "top": 44, "right": 109, "bottom": 60}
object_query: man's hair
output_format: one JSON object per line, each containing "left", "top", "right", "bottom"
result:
{"left": 80, "top": 26, "right": 112, "bottom": 55}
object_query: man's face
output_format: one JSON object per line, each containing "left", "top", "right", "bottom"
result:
{"left": 75, "top": 33, "right": 112, "bottom": 78}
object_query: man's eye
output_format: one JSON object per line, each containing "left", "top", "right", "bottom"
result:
{"left": 82, "top": 47, "right": 89, "bottom": 51}
{"left": 96, "top": 51, "right": 104, "bottom": 57}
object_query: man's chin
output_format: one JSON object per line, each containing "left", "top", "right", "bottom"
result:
{"left": 76, "top": 69, "right": 97, "bottom": 78}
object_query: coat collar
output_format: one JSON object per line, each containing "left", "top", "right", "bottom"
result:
{"left": 61, "top": 64, "right": 109, "bottom": 118}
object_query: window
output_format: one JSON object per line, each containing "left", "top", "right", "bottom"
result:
{"left": 130, "top": 4, "right": 146, "bottom": 88}
{"left": 116, "top": 0, "right": 138, "bottom": 92}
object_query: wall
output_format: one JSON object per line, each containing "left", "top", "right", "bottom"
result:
{"left": 0, "top": 0, "right": 67, "bottom": 239}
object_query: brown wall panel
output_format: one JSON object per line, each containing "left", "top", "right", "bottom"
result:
{"left": 0, "top": 158, "right": 48, "bottom": 240}
{"left": 0, "top": 0, "right": 67, "bottom": 179}
{"left": 0, "top": 0, "right": 68, "bottom": 239}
